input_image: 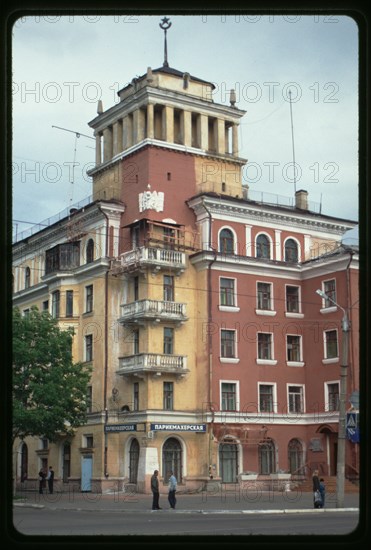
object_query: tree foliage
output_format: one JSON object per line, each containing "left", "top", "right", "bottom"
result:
{"left": 12, "top": 306, "right": 92, "bottom": 443}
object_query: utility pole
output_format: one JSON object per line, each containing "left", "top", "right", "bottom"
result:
{"left": 316, "top": 289, "right": 350, "bottom": 508}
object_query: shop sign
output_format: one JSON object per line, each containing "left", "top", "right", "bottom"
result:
{"left": 150, "top": 423, "right": 206, "bottom": 432}
{"left": 105, "top": 424, "right": 137, "bottom": 432}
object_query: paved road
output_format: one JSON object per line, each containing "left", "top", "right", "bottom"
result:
{"left": 12, "top": 506, "right": 360, "bottom": 536}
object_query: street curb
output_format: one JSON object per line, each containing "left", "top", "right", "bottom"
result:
{"left": 13, "top": 503, "right": 359, "bottom": 514}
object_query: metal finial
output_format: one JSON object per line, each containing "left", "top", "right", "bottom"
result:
{"left": 159, "top": 17, "right": 172, "bottom": 67}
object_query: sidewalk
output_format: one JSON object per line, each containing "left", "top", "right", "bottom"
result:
{"left": 13, "top": 488, "right": 360, "bottom": 514}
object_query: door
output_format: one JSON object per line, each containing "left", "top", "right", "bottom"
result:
{"left": 163, "top": 438, "right": 182, "bottom": 483}
{"left": 129, "top": 439, "right": 139, "bottom": 483}
{"left": 81, "top": 455, "right": 93, "bottom": 492}
{"left": 219, "top": 442, "right": 238, "bottom": 483}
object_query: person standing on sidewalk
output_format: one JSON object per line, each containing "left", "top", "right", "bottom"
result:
{"left": 168, "top": 471, "right": 177, "bottom": 509}
{"left": 38, "top": 469, "right": 46, "bottom": 494}
{"left": 319, "top": 478, "right": 326, "bottom": 508}
{"left": 151, "top": 470, "right": 161, "bottom": 510}
{"left": 312, "top": 469, "right": 321, "bottom": 508}
{"left": 47, "top": 466, "right": 54, "bottom": 494}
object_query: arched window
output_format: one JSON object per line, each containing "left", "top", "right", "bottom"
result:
{"left": 25, "top": 267, "right": 30, "bottom": 289}
{"left": 219, "top": 228, "right": 234, "bottom": 254}
{"left": 259, "top": 439, "right": 276, "bottom": 474}
{"left": 256, "top": 234, "right": 271, "bottom": 259}
{"left": 129, "top": 439, "right": 140, "bottom": 483}
{"left": 86, "top": 239, "right": 94, "bottom": 264}
{"left": 285, "top": 239, "right": 299, "bottom": 262}
{"left": 288, "top": 438, "right": 304, "bottom": 475}
{"left": 163, "top": 437, "right": 182, "bottom": 484}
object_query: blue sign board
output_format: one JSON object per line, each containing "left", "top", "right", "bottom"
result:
{"left": 150, "top": 423, "right": 206, "bottom": 432}
{"left": 346, "top": 412, "right": 359, "bottom": 443}
{"left": 105, "top": 424, "right": 137, "bottom": 432}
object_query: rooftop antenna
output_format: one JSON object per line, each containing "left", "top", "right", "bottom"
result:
{"left": 159, "top": 17, "right": 172, "bottom": 68}
{"left": 288, "top": 89, "right": 297, "bottom": 194}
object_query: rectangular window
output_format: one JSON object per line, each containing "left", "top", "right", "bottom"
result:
{"left": 85, "top": 285, "right": 93, "bottom": 313}
{"left": 257, "top": 282, "right": 272, "bottom": 310}
{"left": 163, "top": 227, "right": 176, "bottom": 250}
{"left": 85, "top": 435, "right": 94, "bottom": 448}
{"left": 323, "top": 279, "right": 336, "bottom": 307}
{"left": 163, "top": 382, "right": 174, "bottom": 410}
{"left": 327, "top": 383, "right": 340, "bottom": 411}
{"left": 42, "top": 300, "right": 49, "bottom": 311}
{"left": 132, "top": 329, "right": 139, "bottom": 355}
{"left": 163, "top": 275, "right": 174, "bottom": 302}
{"left": 288, "top": 386, "right": 304, "bottom": 413}
{"left": 286, "top": 286, "right": 300, "bottom": 313}
{"left": 23, "top": 308, "right": 30, "bottom": 317}
{"left": 221, "top": 382, "right": 237, "bottom": 411}
{"left": 85, "top": 334, "right": 93, "bottom": 362}
{"left": 258, "top": 333, "right": 272, "bottom": 360}
{"left": 259, "top": 384, "right": 274, "bottom": 412}
{"left": 132, "top": 226, "right": 140, "bottom": 249}
{"left": 287, "top": 335, "right": 301, "bottom": 361}
{"left": 45, "top": 242, "right": 80, "bottom": 274}
{"left": 133, "top": 382, "right": 139, "bottom": 411}
{"left": 86, "top": 386, "right": 92, "bottom": 413}
{"left": 66, "top": 290, "right": 74, "bottom": 317}
{"left": 220, "top": 278, "right": 235, "bottom": 306}
{"left": 133, "top": 276, "right": 139, "bottom": 301}
{"left": 163, "top": 327, "right": 174, "bottom": 354}
{"left": 52, "top": 290, "right": 60, "bottom": 318}
{"left": 41, "top": 437, "right": 48, "bottom": 450}
{"left": 221, "top": 329, "right": 236, "bottom": 358}
{"left": 325, "top": 330, "right": 338, "bottom": 358}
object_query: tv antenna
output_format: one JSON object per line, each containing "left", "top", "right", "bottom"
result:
{"left": 288, "top": 89, "right": 297, "bottom": 194}
{"left": 52, "top": 125, "right": 94, "bottom": 206}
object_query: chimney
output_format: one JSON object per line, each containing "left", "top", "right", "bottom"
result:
{"left": 295, "top": 189, "right": 308, "bottom": 210}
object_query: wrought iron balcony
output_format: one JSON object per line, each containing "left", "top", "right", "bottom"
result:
{"left": 114, "top": 246, "right": 186, "bottom": 274}
{"left": 119, "top": 299, "right": 188, "bottom": 324}
{"left": 117, "top": 353, "right": 188, "bottom": 378}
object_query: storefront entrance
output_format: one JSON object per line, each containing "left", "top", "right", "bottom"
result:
{"left": 219, "top": 440, "right": 238, "bottom": 483}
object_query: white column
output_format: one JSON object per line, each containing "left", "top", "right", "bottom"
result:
{"left": 232, "top": 123, "right": 239, "bottom": 156}
{"left": 245, "top": 225, "right": 253, "bottom": 256}
{"left": 303, "top": 234, "right": 311, "bottom": 260}
{"left": 274, "top": 230, "right": 282, "bottom": 261}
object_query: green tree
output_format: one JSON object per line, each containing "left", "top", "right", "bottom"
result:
{"left": 12, "top": 306, "right": 92, "bottom": 444}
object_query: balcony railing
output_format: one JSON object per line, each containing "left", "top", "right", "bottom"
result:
{"left": 117, "top": 353, "right": 188, "bottom": 376}
{"left": 119, "top": 299, "right": 187, "bottom": 323}
{"left": 116, "top": 246, "right": 186, "bottom": 273}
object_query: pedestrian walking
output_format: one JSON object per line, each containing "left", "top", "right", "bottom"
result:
{"left": 38, "top": 469, "right": 46, "bottom": 494}
{"left": 151, "top": 470, "right": 161, "bottom": 510}
{"left": 168, "top": 471, "right": 177, "bottom": 509}
{"left": 47, "top": 466, "right": 55, "bottom": 494}
{"left": 319, "top": 478, "right": 326, "bottom": 508}
{"left": 312, "top": 469, "right": 321, "bottom": 508}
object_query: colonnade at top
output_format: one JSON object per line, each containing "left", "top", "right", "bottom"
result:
{"left": 94, "top": 103, "right": 240, "bottom": 166}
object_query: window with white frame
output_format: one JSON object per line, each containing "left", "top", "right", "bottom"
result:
{"left": 286, "top": 286, "right": 300, "bottom": 313}
{"left": 221, "top": 382, "right": 237, "bottom": 411}
{"left": 324, "top": 329, "right": 338, "bottom": 359}
{"left": 220, "top": 278, "right": 236, "bottom": 307}
{"left": 284, "top": 238, "right": 299, "bottom": 262}
{"left": 259, "top": 439, "right": 276, "bottom": 474}
{"left": 259, "top": 384, "right": 275, "bottom": 412}
{"left": 219, "top": 228, "right": 234, "bottom": 254}
{"left": 258, "top": 333, "right": 273, "bottom": 360}
{"left": 323, "top": 279, "right": 336, "bottom": 307}
{"left": 256, "top": 234, "right": 271, "bottom": 259}
{"left": 286, "top": 335, "right": 302, "bottom": 362}
{"left": 257, "top": 282, "right": 272, "bottom": 310}
{"left": 51, "top": 290, "right": 60, "bottom": 318}
{"left": 221, "top": 329, "right": 237, "bottom": 358}
{"left": 326, "top": 382, "right": 339, "bottom": 411}
{"left": 288, "top": 385, "right": 304, "bottom": 413}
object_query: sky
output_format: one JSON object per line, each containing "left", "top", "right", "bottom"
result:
{"left": 11, "top": 13, "right": 359, "bottom": 243}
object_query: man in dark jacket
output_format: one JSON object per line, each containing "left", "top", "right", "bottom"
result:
{"left": 151, "top": 470, "right": 161, "bottom": 510}
{"left": 47, "top": 466, "right": 55, "bottom": 494}
{"left": 312, "top": 469, "right": 321, "bottom": 508}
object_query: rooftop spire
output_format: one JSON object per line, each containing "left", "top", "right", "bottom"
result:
{"left": 159, "top": 17, "right": 172, "bottom": 67}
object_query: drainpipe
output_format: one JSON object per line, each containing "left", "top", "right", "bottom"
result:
{"left": 98, "top": 206, "right": 110, "bottom": 479}
{"left": 202, "top": 198, "right": 217, "bottom": 477}
{"left": 344, "top": 247, "right": 355, "bottom": 392}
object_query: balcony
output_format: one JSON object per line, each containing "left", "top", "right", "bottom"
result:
{"left": 113, "top": 246, "right": 186, "bottom": 274}
{"left": 119, "top": 299, "right": 188, "bottom": 325}
{"left": 117, "top": 353, "right": 189, "bottom": 378}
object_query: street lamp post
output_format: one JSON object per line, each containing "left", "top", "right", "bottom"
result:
{"left": 316, "top": 289, "right": 350, "bottom": 508}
